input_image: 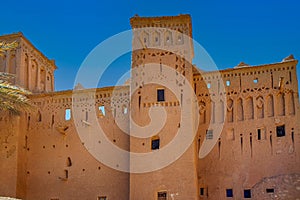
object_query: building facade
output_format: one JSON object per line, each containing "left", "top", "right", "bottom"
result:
{"left": 0, "top": 15, "right": 299, "bottom": 200}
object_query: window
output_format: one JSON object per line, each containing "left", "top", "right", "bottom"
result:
{"left": 257, "top": 129, "right": 261, "bottom": 140}
{"left": 253, "top": 78, "right": 258, "bottom": 84}
{"left": 279, "top": 77, "right": 284, "bottom": 88}
{"left": 99, "top": 106, "right": 105, "bottom": 116}
{"left": 166, "top": 36, "right": 170, "bottom": 42}
{"left": 226, "top": 189, "right": 233, "bottom": 197}
{"left": 266, "top": 188, "right": 274, "bottom": 193}
{"left": 178, "top": 36, "right": 181, "bottom": 41}
{"left": 98, "top": 196, "right": 107, "bottom": 200}
{"left": 276, "top": 125, "right": 285, "bottom": 137}
{"left": 123, "top": 105, "right": 128, "bottom": 114}
{"left": 37, "top": 111, "right": 42, "bottom": 122}
{"left": 244, "top": 189, "right": 251, "bottom": 198}
{"left": 200, "top": 188, "right": 204, "bottom": 196}
{"left": 67, "top": 157, "right": 72, "bottom": 167}
{"left": 151, "top": 137, "right": 160, "bottom": 150}
{"left": 65, "top": 109, "right": 71, "bottom": 121}
{"left": 64, "top": 170, "right": 68, "bottom": 179}
{"left": 158, "top": 191, "right": 167, "bottom": 200}
{"left": 157, "top": 89, "right": 165, "bottom": 102}
{"left": 226, "top": 80, "right": 231, "bottom": 86}
{"left": 206, "top": 130, "right": 213, "bottom": 140}
{"left": 207, "top": 82, "right": 211, "bottom": 89}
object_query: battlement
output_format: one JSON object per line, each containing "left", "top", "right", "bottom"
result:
{"left": 130, "top": 14, "right": 192, "bottom": 37}
{"left": 0, "top": 32, "right": 57, "bottom": 93}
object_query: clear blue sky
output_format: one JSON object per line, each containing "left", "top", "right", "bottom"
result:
{"left": 1, "top": 0, "right": 300, "bottom": 91}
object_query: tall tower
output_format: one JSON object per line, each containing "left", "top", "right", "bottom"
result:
{"left": 0, "top": 32, "right": 57, "bottom": 93}
{"left": 0, "top": 33, "right": 57, "bottom": 199}
{"left": 129, "top": 15, "right": 199, "bottom": 199}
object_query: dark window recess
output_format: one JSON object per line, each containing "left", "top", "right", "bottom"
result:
{"left": 244, "top": 189, "right": 251, "bottom": 198}
{"left": 64, "top": 170, "right": 68, "bottom": 179}
{"left": 266, "top": 188, "right": 274, "bottom": 193}
{"left": 151, "top": 139, "right": 160, "bottom": 150}
{"left": 37, "top": 111, "right": 42, "bottom": 122}
{"left": 157, "top": 89, "right": 165, "bottom": 102}
{"left": 67, "top": 157, "right": 72, "bottom": 167}
{"left": 257, "top": 129, "right": 261, "bottom": 140}
{"left": 206, "top": 130, "right": 213, "bottom": 140}
{"left": 200, "top": 188, "right": 204, "bottom": 196}
{"left": 157, "top": 192, "right": 167, "bottom": 200}
{"left": 226, "top": 189, "right": 233, "bottom": 197}
{"left": 276, "top": 125, "right": 285, "bottom": 137}
{"left": 98, "top": 196, "right": 107, "bottom": 200}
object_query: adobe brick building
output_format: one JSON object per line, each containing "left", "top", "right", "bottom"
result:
{"left": 0, "top": 14, "right": 299, "bottom": 200}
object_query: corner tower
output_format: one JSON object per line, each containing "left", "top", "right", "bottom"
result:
{"left": 0, "top": 32, "right": 57, "bottom": 93}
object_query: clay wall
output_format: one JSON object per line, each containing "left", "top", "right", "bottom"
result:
{"left": 195, "top": 60, "right": 300, "bottom": 199}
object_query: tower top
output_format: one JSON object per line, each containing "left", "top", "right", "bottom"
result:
{"left": 130, "top": 14, "right": 193, "bottom": 38}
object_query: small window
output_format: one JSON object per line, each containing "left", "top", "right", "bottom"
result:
{"left": 64, "top": 170, "right": 68, "bottom": 179}
{"left": 151, "top": 138, "right": 160, "bottom": 150}
{"left": 279, "top": 77, "right": 284, "bottom": 88}
{"left": 253, "top": 78, "right": 258, "bottom": 84}
{"left": 257, "top": 129, "right": 261, "bottom": 140}
{"left": 178, "top": 35, "right": 182, "bottom": 41}
{"left": 207, "top": 82, "right": 211, "bottom": 89}
{"left": 244, "top": 189, "right": 251, "bottom": 198}
{"left": 157, "top": 89, "right": 165, "bottom": 102}
{"left": 65, "top": 109, "right": 71, "bottom": 121}
{"left": 158, "top": 191, "right": 167, "bottom": 200}
{"left": 144, "top": 38, "right": 147, "bottom": 43}
{"left": 99, "top": 106, "right": 105, "bottom": 116}
{"left": 200, "top": 188, "right": 204, "bottom": 196}
{"left": 206, "top": 130, "right": 213, "bottom": 140}
{"left": 276, "top": 125, "right": 285, "bottom": 137}
{"left": 226, "top": 189, "right": 233, "bottom": 197}
{"left": 37, "top": 111, "right": 42, "bottom": 122}
{"left": 98, "top": 196, "right": 107, "bottom": 200}
{"left": 226, "top": 80, "right": 231, "bottom": 86}
{"left": 123, "top": 106, "right": 128, "bottom": 114}
{"left": 67, "top": 157, "right": 72, "bottom": 167}
{"left": 266, "top": 188, "right": 274, "bottom": 193}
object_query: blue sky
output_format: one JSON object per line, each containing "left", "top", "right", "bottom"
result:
{"left": 1, "top": 0, "right": 300, "bottom": 91}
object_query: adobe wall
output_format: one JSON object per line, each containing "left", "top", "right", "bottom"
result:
{"left": 24, "top": 87, "right": 130, "bottom": 200}
{"left": 195, "top": 60, "right": 300, "bottom": 199}
{"left": 0, "top": 114, "right": 19, "bottom": 197}
{"left": 0, "top": 112, "right": 27, "bottom": 199}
